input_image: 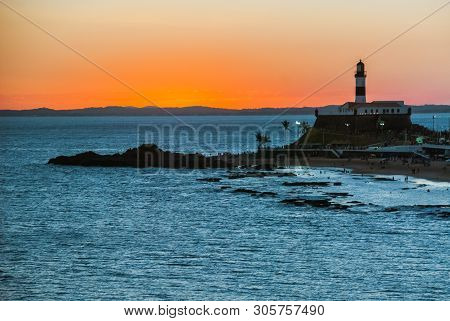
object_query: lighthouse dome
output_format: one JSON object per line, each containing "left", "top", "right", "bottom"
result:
{"left": 356, "top": 60, "right": 365, "bottom": 73}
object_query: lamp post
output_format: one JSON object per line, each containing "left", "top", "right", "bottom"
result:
{"left": 345, "top": 123, "right": 350, "bottom": 147}
{"left": 379, "top": 120, "right": 385, "bottom": 140}
{"left": 345, "top": 122, "right": 350, "bottom": 135}
{"left": 432, "top": 115, "right": 436, "bottom": 132}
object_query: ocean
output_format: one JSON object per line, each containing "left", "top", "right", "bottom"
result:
{"left": 0, "top": 113, "right": 449, "bottom": 300}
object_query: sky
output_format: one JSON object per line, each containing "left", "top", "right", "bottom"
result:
{"left": 0, "top": 0, "right": 449, "bottom": 110}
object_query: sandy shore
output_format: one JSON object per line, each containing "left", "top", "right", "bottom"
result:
{"left": 304, "top": 158, "right": 450, "bottom": 182}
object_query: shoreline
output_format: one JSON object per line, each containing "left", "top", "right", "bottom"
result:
{"left": 303, "top": 158, "right": 450, "bottom": 183}
{"left": 48, "top": 144, "right": 450, "bottom": 183}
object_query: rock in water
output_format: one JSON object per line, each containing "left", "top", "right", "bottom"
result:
{"left": 282, "top": 181, "right": 331, "bottom": 187}
{"left": 197, "top": 177, "right": 222, "bottom": 182}
{"left": 49, "top": 144, "right": 233, "bottom": 169}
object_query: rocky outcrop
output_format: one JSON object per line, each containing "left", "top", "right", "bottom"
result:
{"left": 197, "top": 177, "right": 222, "bottom": 182}
{"left": 233, "top": 188, "right": 260, "bottom": 194}
{"left": 48, "top": 144, "right": 312, "bottom": 169}
{"left": 281, "top": 196, "right": 351, "bottom": 209}
{"left": 49, "top": 144, "right": 233, "bottom": 169}
{"left": 227, "top": 171, "right": 296, "bottom": 179}
{"left": 232, "top": 188, "right": 277, "bottom": 197}
{"left": 325, "top": 192, "right": 352, "bottom": 197}
{"left": 282, "top": 181, "right": 331, "bottom": 187}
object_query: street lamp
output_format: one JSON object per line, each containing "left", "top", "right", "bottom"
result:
{"left": 379, "top": 120, "right": 385, "bottom": 137}
{"left": 344, "top": 123, "right": 350, "bottom": 144}
{"left": 432, "top": 115, "right": 436, "bottom": 132}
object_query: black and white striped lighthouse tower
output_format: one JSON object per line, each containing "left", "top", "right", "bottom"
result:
{"left": 355, "top": 60, "right": 366, "bottom": 103}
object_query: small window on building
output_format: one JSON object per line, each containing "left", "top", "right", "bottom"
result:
{"left": 391, "top": 108, "right": 394, "bottom": 113}
{"left": 365, "top": 109, "right": 367, "bottom": 114}
{"left": 376, "top": 109, "right": 378, "bottom": 114}
{"left": 397, "top": 108, "right": 400, "bottom": 113}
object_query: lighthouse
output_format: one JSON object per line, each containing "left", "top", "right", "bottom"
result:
{"left": 355, "top": 60, "right": 366, "bottom": 103}
{"left": 313, "top": 57, "right": 410, "bottom": 135}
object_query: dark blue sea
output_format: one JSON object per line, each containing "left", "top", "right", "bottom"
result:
{"left": 0, "top": 114, "right": 449, "bottom": 300}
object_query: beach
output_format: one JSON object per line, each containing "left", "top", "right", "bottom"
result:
{"left": 305, "top": 158, "right": 450, "bottom": 182}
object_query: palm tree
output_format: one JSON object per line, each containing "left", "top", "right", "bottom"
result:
{"left": 299, "top": 121, "right": 310, "bottom": 136}
{"left": 261, "top": 134, "right": 271, "bottom": 150}
{"left": 281, "top": 120, "right": 290, "bottom": 146}
{"left": 255, "top": 131, "right": 271, "bottom": 150}
{"left": 255, "top": 131, "right": 262, "bottom": 150}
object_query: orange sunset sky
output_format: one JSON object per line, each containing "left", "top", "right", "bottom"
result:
{"left": 0, "top": 0, "right": 449, "bottom": 110}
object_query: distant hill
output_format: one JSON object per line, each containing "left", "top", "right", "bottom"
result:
{"left": 0, "top": 104, "right": 448, "bottom": 116}
{"left": 410, "top": 105, "right": 450, "bottom": 114}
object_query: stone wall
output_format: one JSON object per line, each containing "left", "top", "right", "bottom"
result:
{"left": 313, "top": 114, "right": 412, "bottom": 133}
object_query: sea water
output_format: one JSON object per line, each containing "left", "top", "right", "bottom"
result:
{"left": 0, "top": 114, "right": 449, "bottom": 300}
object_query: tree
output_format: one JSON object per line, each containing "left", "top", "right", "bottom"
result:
{"left": 281, "top": 120, "right": 290, "bottom": 146}
{"left": 299, "top": 121, "right": 311, "bottom": 136}
{"left": 255, "top": 131, "right": 271, "bottom": 150}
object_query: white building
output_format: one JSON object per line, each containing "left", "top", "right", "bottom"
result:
{"left": 338, "top": 100, "right": 410, "bottom": 115}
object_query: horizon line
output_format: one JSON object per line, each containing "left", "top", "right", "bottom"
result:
{"left": 1, "top": 103, "right": 450, "bottom": 112}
